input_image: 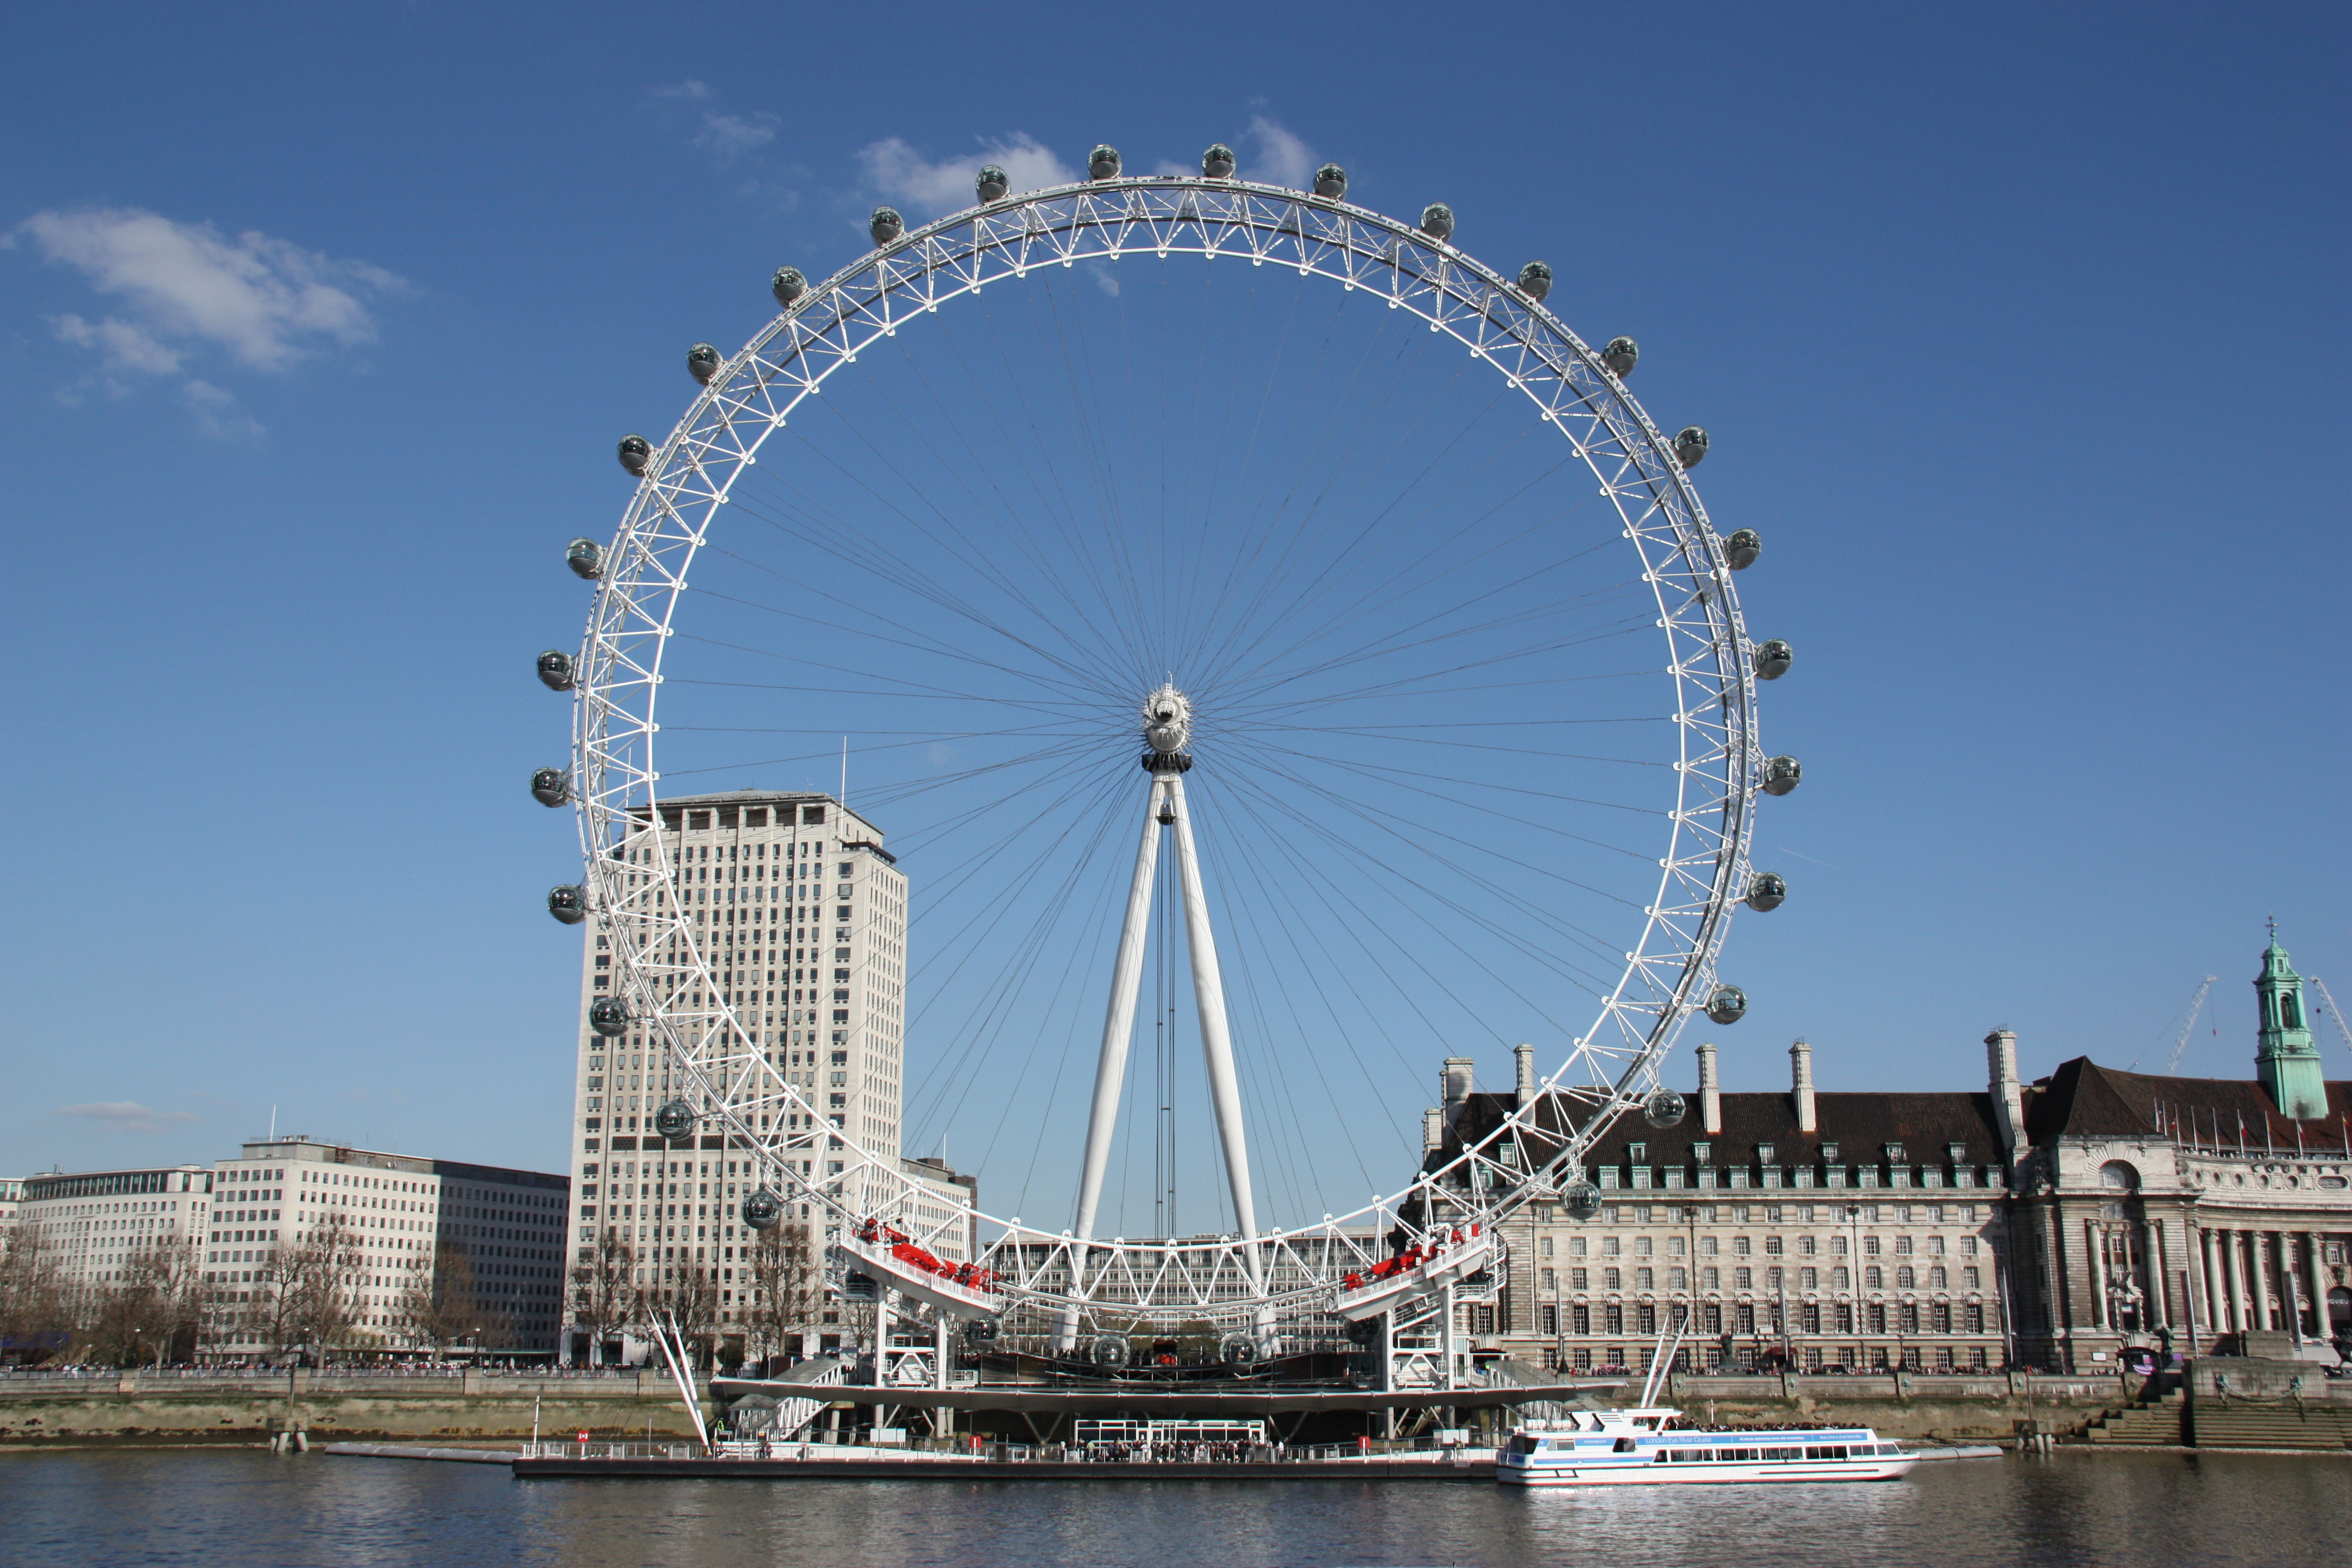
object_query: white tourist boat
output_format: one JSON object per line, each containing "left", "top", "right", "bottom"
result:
{"left": 1496, "top": 1406, "right": 1915, "bottom": 1487}
{"left": 1497, "top": 1317, "right": 1915, "bottom": 1487}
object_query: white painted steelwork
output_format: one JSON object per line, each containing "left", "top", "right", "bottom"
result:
{"left": 564, "top": 167, "right": 1770, "bottom": 1336}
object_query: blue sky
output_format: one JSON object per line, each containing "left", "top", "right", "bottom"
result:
{"left": 2, "top": 2, "right": 2345, "bottom": 1208}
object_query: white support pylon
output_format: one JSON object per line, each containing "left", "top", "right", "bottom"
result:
{"left": 1057, "top": 687, "right": 1266, "bottom": 1352}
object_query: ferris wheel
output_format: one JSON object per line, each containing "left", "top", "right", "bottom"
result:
{"left": 535, "top": 142, "right": 1798, "bottom": 1352}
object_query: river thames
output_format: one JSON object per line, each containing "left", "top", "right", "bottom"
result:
{"left": 4, "top": 1450, "right": 2349, "bottom": 1567}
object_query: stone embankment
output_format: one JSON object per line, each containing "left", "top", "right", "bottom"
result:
{"left": 0, "top": 1369, "right": 703, "bottom": 1446}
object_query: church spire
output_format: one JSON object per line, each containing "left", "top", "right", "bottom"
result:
{"left": 2255, "top": 924, "right": 2325, "bottom": 1119}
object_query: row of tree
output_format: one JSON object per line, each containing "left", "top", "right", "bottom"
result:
{"left": 567, "top": 1222, "right": 827, "bottom": 1369}
{"left": 0, "top": 1213, "right": 518, "bottom": 1365}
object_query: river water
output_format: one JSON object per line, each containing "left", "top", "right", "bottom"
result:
{"left": 3, "top": 1450, "right": 2346, "bottom": 1567}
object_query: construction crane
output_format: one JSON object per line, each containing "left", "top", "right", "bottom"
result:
{"left": 2308, "top": 977, "right": 2352, "bottom": 1053}
{"left": 2162, "top": 975, "right": 2218, "bottom": 1076}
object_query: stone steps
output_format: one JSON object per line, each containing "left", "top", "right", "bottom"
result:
{"left": 2188, "top": 1405, "right": 2352, "bottom": 1450}
{"left": 2083, "top": 1392, "right": 2185, "bottom": 1446}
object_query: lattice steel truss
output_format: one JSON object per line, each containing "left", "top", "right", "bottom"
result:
{"left": 567, "top": 172, "right": 1767, "bottom": 1335}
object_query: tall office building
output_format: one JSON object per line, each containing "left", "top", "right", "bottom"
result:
{"left": 10, "top": 1166, "right": 214, "bottom": 1289}
{"left": 563, "top": 790, "right": 969, "bottom": 1359}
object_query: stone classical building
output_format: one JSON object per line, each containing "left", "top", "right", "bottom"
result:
{"left": 1434, "top": 931, "right": 2349, "bottom": 1375}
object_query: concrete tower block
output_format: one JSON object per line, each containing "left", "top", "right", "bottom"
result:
{"left": 1696, "top": 1042, "right": 1723, "bottom": 1135}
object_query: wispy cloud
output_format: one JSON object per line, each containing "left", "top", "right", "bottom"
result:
{"left": 1242, "top": 116, "right": 1315, "bottom": 190}
{"left": 858, "top": 134, "right": 1080, "bottom": 220}
{"left": 54, "top": 1101, "right": 197, "bottom": 1134}
{"left": 12, "top": 206, "right": 405, "bottom": 438}
{"left": 696, "top": 111, "right": 778, "bottom": 156}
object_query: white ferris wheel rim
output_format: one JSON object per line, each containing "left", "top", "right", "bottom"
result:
{"left": 567, "top": 172, "right": 1766, "bottom": 1327}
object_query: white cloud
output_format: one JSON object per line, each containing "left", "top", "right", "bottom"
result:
{"left": 696, "top": 111, "right": 778, "bottom": 156}
{"left": 652, "top": 79, "right": 713, "bottom": 101}
{"left": 1243, "top": 116, "right": 1315, "bottom": 190}
{"left": 54, "top": 1101, "right": 197, "bottom": 1134}
{"left": 859, "top": 134, "right": 1080, "bottom": 220}
{"left": 13, "top": 207, "right": 400, "bottom": 438}
{"left": 183, "top": 380, "right": 265, "bottom": 443}
{"left": 18, "top": 207, "right": 404, "bottom": 373}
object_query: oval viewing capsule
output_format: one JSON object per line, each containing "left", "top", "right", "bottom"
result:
{"left": 1761, "top": 755, "right": 1803, "bottom": 796}
{"left": 1201, "top": 143, "right": 1235, "bottom": 178}
{"left": 742, "top": 1189, "right": 783, "bottom": 1230}
{"left": 617, "top": 434, "right": 651, "bottom": 476}
{"left": 566, "top": 538, "right": 604, "bottom": 580}
{"left": 1602, "top": 336, "right": 1639, "bottom": 377}
{"left": 653, "top": 1100, "right": 696, "bottom": 1140}
{"left": 1723, "top": 529, "right": 1761, "bottom": 570}
{"left": 771, "top": 266, "right": 808, "bottom": 307}
{"left": 1517, "top": 260, "right": 1553, "bottom": 302}
{"left": 1746, "top": 871, "right": 1788, "bottom": 911}
{"left": 536, "top": 650, "right": 576, "bottom": 691}
{"left": 1706, "top": 985, "right": 1749, "bottom": 1025}
{"left": 687, "top": 342, "right": 721, "bottom": 384}
{"left": 975, "top": 165, "right": 1009, "bottom": 202}
{"left": 546, "top": 884, "right": 587, "bottom": 924}
{"left": 870, "top": 206, "right": 903, "bottom": 244}
{"left": 589, "top": 998, "right": 630, "bottom": 1037}
{"left": 1313, "top": 163, "right": 1348, "bottom": 198}
{"left": 529, "top": 767, "right": 572, "bottom": 808}
{"left": 1754, "top": 639, "right": 1793, "bottom": 679}
{"left": 1564, "top": 1181, "right": 1602, "bottom": 1219}
{"left": 1644, "top": 1089, "right": 1688, "bottom": 1128}
{"left": 1674, "top": 426, "right": 1709, "bottom": 469}
{"left": 1419, "top": 203, "right": 1455, "bottom": 241}
{"left": 1088, "top": 145, "right": 1121, "bottom": 180}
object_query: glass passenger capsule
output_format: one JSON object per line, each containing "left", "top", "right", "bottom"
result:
{"left": 1088, "top": 145, "right": 1121, "bottom": 179}
{"left": 975, "top": 165, "right": 1009, "bottom": 202}
{"left": 1419, "top": 203, "right": 1455, "bottom": 241}
{"left": 771, "top": 266, "right": 808, "bottom": 307}
{"left": 1674, "top": 426, "right": 1709, "bottom": 469}
{"left": 742, "top": 1188, "right": 783, "bottom": 1230}
{"left": 530, "top": 767, "right": 572, "bottom": 807}
{"left": 653, "top": 1100, "right": 696, "bottom": 1140}
{"left": 566, "top": 538, "right": 605, "bottom": 580}
{"left": 869, "top": 206, "right": 903, "bottom": 244}
{"left": 1313, "top": 163, "right": 1348, "bottom": 198}
{"left": 1602, "top": 336, "right": 1639, "bottom": 377}
{"left": 547, "top": 884, "right": 587, "bottom": 924}
{"left": 537, "top": 649, "right": 576, "bottom": 691}
{"left": 1706, "top": 984, "right": 1748, "bottom": 1025}
{"left": 1723, "top": 529, "right": 1761, "bottom": 570}
{"left": 1091, "top": 1335, "right": 1130, "bottom": 1367}
{"left": 1564, "top": 1181, "right": 1603, "bottom": 1219}
{"left": 1644, "top": 1089, "right": 1688, "bottom": 1128}
{"left": 1517, "top": 260, "right": 1553, "bottom": 302}
{"left": 589, "top": 998, "right": 631, "bottom": 1037}
{"left": 1219, "top": 1332, "right": 1259, "bottom": 1364}
{"left": 687, "top": 342, "right": 721, "bottom": 384}
{"left": 1760, "top": 755, "right": 1803, "bottom": 796}
{"left": 1201, "top": 143, "right": 1235, "bottom": 178}
{"left": 617, "top": 434, "right": 651, "bottom": 476}
{"left": 1753, "top": 639, "right": 1793, "bottom": 680}
{"left": 1745, "top": 871, "right": 1788, "bottom": 911}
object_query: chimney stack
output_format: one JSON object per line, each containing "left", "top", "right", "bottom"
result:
{"left": 1789, "top": 1038, "right": 1817, "bottom": 1134}
{"left": 1442, "top": 1057, "right": 1476, "bottom": 1122}
{"left": 1696, "top": 1042, "right": 1723, "bottom": 1135}
{"left": 1514, "top": 1043, "right": 1537, "bottom": 1108}
{"left": 1986, "top": 1029, "right": 2024, "bottom": 1156}
{"left": 1422, "top": 1106, "right": 1445, "bottom": 1156}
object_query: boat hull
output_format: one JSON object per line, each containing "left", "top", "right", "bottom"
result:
{"left": 1499, "top": 1454, "right": 1915, "bottom": 1486}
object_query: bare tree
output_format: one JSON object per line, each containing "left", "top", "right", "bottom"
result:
{"left": 82, "top": 1236, "right": 204, "bottom": 1367}
{"left": 0, "top": 1232, "right": 73, "bottom": 1365}
{"left": 568, "top": 1227, "right": 639, "bottom": 1366}
{"left": 394, "top": 1242, "right": 496, "bottom": 1360}
{"left": 251, "top": 1212, "right": 364, "bottom": 1362}
{"left": 741, "top": 1222, "right": 822, "bottom": 1372}
{"left": 645, "top": 1257, "right": 722, "bottom": 1370}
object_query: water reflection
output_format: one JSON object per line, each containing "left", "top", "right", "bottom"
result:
{"left": 2, "top": 1451, "right": 2346, "bottom": 1567}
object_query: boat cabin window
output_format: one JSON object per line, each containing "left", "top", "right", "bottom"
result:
{"left": 1613, "top": 1437, "right": 1637, "bottom": 1452}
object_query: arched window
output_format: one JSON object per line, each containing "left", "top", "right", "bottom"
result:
{"left": 2099, "top": 1161, "right": 2140, "bottom": 1191}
